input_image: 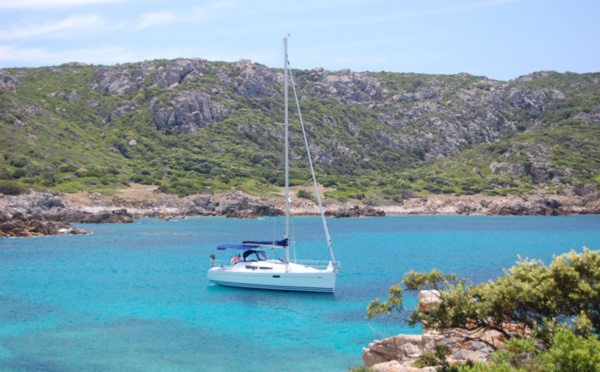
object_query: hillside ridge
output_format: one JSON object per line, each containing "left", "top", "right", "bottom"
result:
{"left": 1, "top": 59, "right": 599, "bottom": 204}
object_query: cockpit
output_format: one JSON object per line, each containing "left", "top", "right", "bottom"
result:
{"left": 242, "top": 250, "right": 268, "bottom": 262}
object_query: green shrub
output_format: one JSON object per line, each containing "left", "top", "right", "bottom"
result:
{"left": 345, "top": 367, "right": 373, "bottom": 372}
{"left": 413, "top": 345, "right": 456, "bottom": 371}
{"left": 539, "top": 328, "right": 600, "bottom": 371}
{"left": 363, "top": 191, "right": 382, "bottom": 206}
{"left": 325, "top": 189, "right": 357, "bottom": 202}
{"left": 0, "top": 180, "right": 30, "bottom": 195}
{"left": 12, "top": 168, "right": 26, "bottom": 179}
{"left": 10, "top": 156, "right": 29, "bottom": 168}
{"left": 59, "top": 164, "right": 78, "bottom": 173}
{"left": 297, "top": 189, "right": 315, "bottom": 202}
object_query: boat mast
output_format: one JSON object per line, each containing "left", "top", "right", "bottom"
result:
{"left": 284, "top": 37, "right": 290, "bottom": 263}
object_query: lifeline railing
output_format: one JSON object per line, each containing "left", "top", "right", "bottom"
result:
{"left": 292, "top": 260, "right": 341, "bottom": 271}
{"left": 209, "top": 257, "right": 340, "bottom": 271}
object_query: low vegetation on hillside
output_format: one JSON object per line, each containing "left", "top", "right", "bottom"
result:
{"left": 1, "top": 60, "right": 599, "bottom": 200}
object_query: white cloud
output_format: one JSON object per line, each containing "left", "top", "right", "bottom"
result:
{"left": 190, "top": 1, "right": 235, "bottom": 21}
{"left": 0, "top": 15, "right": 101, "bottom": 40}
{"left": 0, "top": 0, "right": 133, "bottom": 9}
{"left": 130, "top": 1, "right": 236, "bottom": 30}
{"left": 135, "top": 11, "right": 177, "bottom": 29}
{"left": 375, "top": 0, "right": 523, "bottom": 22}
{"left": 0, "top": 43, "right": 199, "bottom": 67}
{"left": 0, "top": 44, "right": 50, "bottom": 63}
{"left": 425, "top": 0, "right": 523, "bottom": 16}
{"left": 298, "top": 0, "right": 523, "bottom": 28}
{"left": 0, "top": 44, "right": 139, "bottom": 66}
{"left": 109, "top": 2, "right": 236, "bottom": 32}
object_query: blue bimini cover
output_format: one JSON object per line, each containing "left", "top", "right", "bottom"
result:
{"left": 217, "top": 238, "right": 289, "bottom": 250}
{"left": 243, "top": 238, "right": 289, "bottom": 247}
{"left": 217, "top": 244, "right": 256, "bottom": 251}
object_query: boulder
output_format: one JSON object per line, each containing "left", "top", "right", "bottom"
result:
{"left": 11, "top": 211, "right": 26, "bottom": 220}
{"left": 0, "top": 210, "right": 11, "bottom": 223}
{"left": 326, "top": 205, "right": 385, "bottom": 218}
{"left": 0, "top": 208, "right": 89, "bottom": 238}
{"left": 418, "top": 290, "right": 441, "bottom": 314}
{"left": 34, "top": 195, "right": 66, "bottom": 209}
{"left": 363, "top": 332, "right": 443, "bottom": 370}
{"left": 497, "top": 203, "right": 527, "bottom": 215}
{"left": 234, "top": 59, "right": 277, "bottom": 98}
{"left": 112, "top": 100, "right": 137, "bottom": 120}
{"left": 0, "top": 70, "right": 21, "bottom": 93}
{"left": 152, "top": 89, "right": 231, "bottom": 133}
{"left": 44, "top": 208, "right": 133, "bottom": 224}
{"left": 214, "top": 191, "right": 282, "bottom": 219}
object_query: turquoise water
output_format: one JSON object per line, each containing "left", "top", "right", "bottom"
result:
{"left": 1, "top": 215, "right": 599, "bottom": 371}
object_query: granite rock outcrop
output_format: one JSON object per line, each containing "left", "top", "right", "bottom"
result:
{"left": 362, "top": 290, "right": 510, "bottom": 371}
{"left": 0, "top": 208, "right": 88, "bottom": 238}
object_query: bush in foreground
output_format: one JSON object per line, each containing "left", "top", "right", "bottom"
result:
{"left": 367, "top": 248, "right": 600, "bottom": 371}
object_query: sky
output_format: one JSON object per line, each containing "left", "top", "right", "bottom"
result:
{"left": 0, "top": 0, "right": 598, "bottom": 81}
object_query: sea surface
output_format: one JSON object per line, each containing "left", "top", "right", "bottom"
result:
{"left": 1, "top": 215, "right": 599, "bottom": 371}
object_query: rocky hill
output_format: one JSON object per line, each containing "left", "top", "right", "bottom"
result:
{"left": 1, "top": 59, "right": 599, "bottom": 203}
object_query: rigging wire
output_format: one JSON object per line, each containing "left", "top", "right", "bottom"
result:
{"left": 288, "top": 65, "right": 337, "bottom": 266}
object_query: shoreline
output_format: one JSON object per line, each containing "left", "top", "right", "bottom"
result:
{"left": 1, "top": 183, "right": 599, "bottom": 238}
{"left": 61, "top": 183, "right": 600, "bottom": 216}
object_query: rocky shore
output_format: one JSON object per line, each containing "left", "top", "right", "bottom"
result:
{"left": 1, "top": 183, "right": 598, "bottom": 238}
{"left": 362, "top": 290, "right": 524, "bottom": 371}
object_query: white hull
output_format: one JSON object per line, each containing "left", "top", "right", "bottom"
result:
{"left": 208, "top": 261, "right": 336, "bottom": 293}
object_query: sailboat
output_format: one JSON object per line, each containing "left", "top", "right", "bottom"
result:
{"left": 207, "top": 38, "right": 339, "bottom": 293}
